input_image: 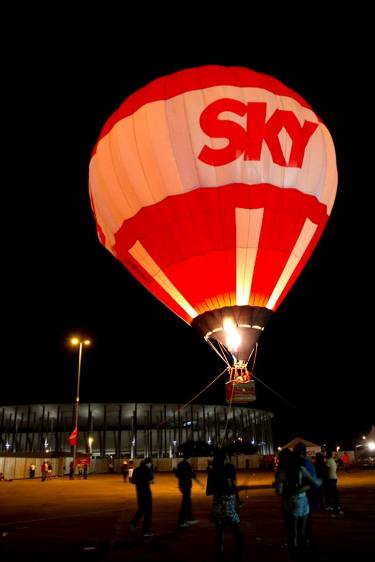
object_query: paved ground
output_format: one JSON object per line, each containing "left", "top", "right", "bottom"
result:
{"left": 0, "top": 470, "right": 374, "bottom": 561}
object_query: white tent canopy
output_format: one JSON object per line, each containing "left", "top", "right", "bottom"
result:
{"left": 281, "top": 437, "right": 321, "bottom": 455}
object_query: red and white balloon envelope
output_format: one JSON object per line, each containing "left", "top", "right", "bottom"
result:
{"left": 89, "top": 66, "right": 337, "bottom": 403}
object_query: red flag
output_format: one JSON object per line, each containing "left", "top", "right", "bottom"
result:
{"left": 69, "top": 427, "right": 78, "bottom": 446}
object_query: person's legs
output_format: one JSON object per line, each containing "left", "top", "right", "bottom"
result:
{"left": 215, "top": 522, "right": 224, "bottom": 560}
{"left": 324, "top": 479, "right": 334, "bottom": 509}
{"left": 299, "top": 515, "right": 308, "bottom": 547}
{"left": 185, "top": 489, "right": 193, "bottom": 521}
{"left": 130, "top": 507, "right": 143, "bottom": 528}
{"left": 142, "top": 496, "right": 152, "bottom": 534}
{"left": 178, "top": 488, "right": 192, "bottom": 525}
{"left": 331, "top": 480, "right": 342, "bottom": 513}
{"left": 177, "top": 492, "right": 186, "bottom": 525}
{"left": 231, "top": 522, "right": 242, "bottom": 561}
{"left": 287, "top": 517, "right": 298, "bottom": 559}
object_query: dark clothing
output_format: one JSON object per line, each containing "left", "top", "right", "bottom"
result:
{"left": 215, "top": 519, "right": 242, "bottom": 561}
{"left": 176, "top": 459, "right": 196, "bottom": 489}
{"left": 208, "top": 460, "right": 242, "bottom": 561}
{"left": 130, "top": 463, "right": 154, "bottom": 533}
{"left": 175, "top": 459, "right": 196, "bottom": 525}
{"left": 132, "top": 464, "right": 153, "bottom": 496}
{"left": 207, "top": 462, "right": 237, "bottom": 496}
{"left": 131, "top": 495, "right": 152, "bottom": 533}
{"left": 177, "top": 488, "right": 193, "bottom": 525}
{"left": 325, "top": 479, "right": 341, "bottom": 512}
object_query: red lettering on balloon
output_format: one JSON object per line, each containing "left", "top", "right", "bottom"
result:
{"left": 198, "top": 99, "right": 318, "bottom": 168}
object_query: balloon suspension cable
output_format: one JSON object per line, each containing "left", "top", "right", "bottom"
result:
{"left": 219, "top": 375, "right": 235, "bottom": 450}
{"left": 250, "top": 372, "right": 303, "bottom": 415}
{"left": 155, "top": 366, "right": 229, "bottom": 429}
{"left": 242, "top": 342, "right": 301, "bottom": 413}
{"left": 248, "top": 342, "right": 258, "bottom": 373}
{"left": 206, "top": 338, "right": 231, "bottom": 368}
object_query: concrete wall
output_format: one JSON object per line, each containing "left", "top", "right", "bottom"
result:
{"left": 0, "top": 457, "right": 65, "bottom": 480}
{"left": 0, "top": 454, "right": 261, "bottom": 479}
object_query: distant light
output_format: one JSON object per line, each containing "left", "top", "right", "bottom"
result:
{"left": 172, "top": 440, "right": 177, "bottom": 446}
{"left": 44, "top": 439, "right": 49, "bottom": 449}
{"left": 251, "top": 440, "right": 255, "bottom": 445}
{"left": 71, "top": 337, "right": 91, "bottom": 346}
{"left": 362, "top": 436, "right": 366, "bottom": 440}
{"left": 207, "top": 438, "right": 212, "bottom": 445}
{"left": 368, "top": 441, "right": 375, "bottom": 451}
{"left": 5, "top": 442, "right": 10, "bottom": 450}
{"left": 277, "top": 446, "right": 282, "bottom": 451}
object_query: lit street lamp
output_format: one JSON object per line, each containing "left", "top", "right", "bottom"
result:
{"left": 70, "top": 337, "right": 91, "bottom": 474}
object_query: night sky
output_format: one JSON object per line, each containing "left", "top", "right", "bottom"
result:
{"left": 4, "top": 22, "right": 373, "bottom": 449}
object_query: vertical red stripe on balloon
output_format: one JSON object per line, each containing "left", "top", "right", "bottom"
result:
{"left": 115, "top": 184, "right": 328, "bottom": 323}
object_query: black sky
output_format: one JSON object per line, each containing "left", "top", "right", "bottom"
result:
{"left": 4, "top": 20, "right": 373, "bottom": 447}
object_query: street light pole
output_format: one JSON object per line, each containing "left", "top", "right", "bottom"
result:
{"left": 70, "top": 337, "right": 91, "bottom": 475}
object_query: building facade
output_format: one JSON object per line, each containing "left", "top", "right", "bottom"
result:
{"left": 0, "top": 403, "right": 274, "bottom": 457}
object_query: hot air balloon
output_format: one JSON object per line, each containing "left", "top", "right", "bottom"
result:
{"left": 89, "top": 66, "right": 337, "bottom": 403}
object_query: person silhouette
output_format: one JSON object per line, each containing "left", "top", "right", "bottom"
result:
{"left": 175, "top": 454, "right": 201, "bottom": 528}
{"left": 207, "top": 448, "right": 242, "bottom": 561}
{"left": 130, "top": 458, "right": 155, "bottom": 537}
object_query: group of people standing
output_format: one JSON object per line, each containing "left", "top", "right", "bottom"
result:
{"left": 30, "top": 461, "right": 53, "bottom": 481}
{"left": 275, "top": 443, "right": 344, "bottom": 560}
{"left": 128, "top": 449, "right": 246, "bottom": 561}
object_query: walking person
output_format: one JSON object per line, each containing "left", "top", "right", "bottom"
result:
{"left": 41, "top": 461, "right": 48, "bottom": 482}
{"left": 175, "top": 454, "right": 201, "bottom": 528}
{"left": 130, "top": 457, "right": 154, "bottom": 537}
{"left": 341, "top": 451, "right": 350, "bottom": 472}
{"left": 121, "top": 459, "right": 129, "bottom": 482}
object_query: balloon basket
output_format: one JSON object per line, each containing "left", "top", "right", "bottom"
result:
{"left": 225, "top": 379, "right": 256, "bottom": 403}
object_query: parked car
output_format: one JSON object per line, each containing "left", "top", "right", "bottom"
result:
{"left": 357, "top": 455, "right": 375, "bottom": 469}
